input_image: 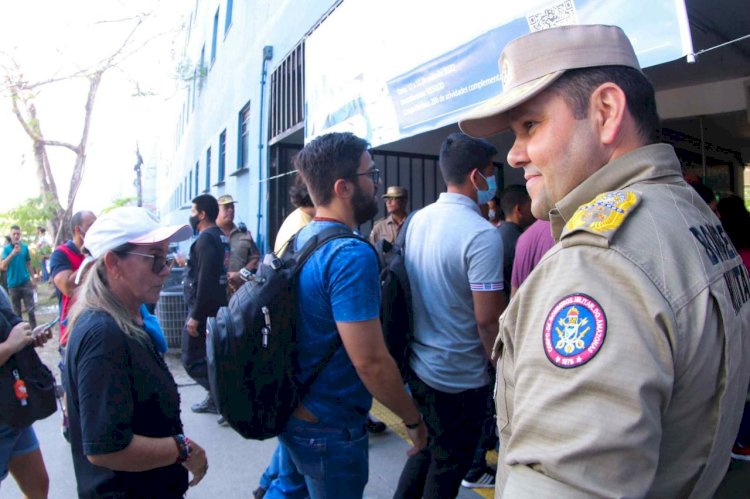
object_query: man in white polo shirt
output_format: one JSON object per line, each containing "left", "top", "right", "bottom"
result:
{"left": 394, "top": 132, "right": 506, "bottom": 498}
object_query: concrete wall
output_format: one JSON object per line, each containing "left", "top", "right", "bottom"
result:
{"left": 656, "top": 77, "right": 750, "bottom": 120}
{"left": 160, "top": 0, "right": 337, "bottom": 249}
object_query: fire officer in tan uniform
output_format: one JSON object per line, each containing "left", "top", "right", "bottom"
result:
{"left": 216, "top": 195, "right": 260, "bottom": 295}
{"left": 459, "top": 24, "right": 750, "bottom": 498}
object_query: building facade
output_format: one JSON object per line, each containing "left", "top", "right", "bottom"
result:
{"left": 159, "top": 0, "right": 750, "bottom": 251}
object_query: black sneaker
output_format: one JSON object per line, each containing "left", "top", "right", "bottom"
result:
{"left": 461, "top": 470, "right": 495, "bottom": 489}
{"left": 217, "top": 415, "right": 229, "bottom": 426}
{"left": 366, "top": 415, "right": 387, "bottom": 434}
{"left": 191, "top": 395, "right": 219, "bottom": 414}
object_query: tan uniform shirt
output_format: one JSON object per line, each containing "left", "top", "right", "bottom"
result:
{"left": 227, "top": 226, "right": 259, "bottom": 272}
{"left": 495, "top": 144, "right": 750, "bottom": 498}
{"left": 369, "top": 214, "right": 404, "bottom": 245}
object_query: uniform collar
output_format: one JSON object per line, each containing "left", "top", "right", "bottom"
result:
{"left": 385, "top": 213, "right": 406, "bottom": 226}
{"left": 550, "top": 144, "right": 682, "bottom": 240}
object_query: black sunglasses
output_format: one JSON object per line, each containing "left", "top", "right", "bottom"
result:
{"left": 126, "top": 252, "right": 175, "bottom": 274}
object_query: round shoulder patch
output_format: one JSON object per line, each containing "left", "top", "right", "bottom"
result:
{"left": 543, "top": 294, "right": 607, "bottom": 368}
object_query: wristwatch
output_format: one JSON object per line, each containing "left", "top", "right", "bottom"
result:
{"left": 239, "top": 267, "right": 253, "bottom": 282}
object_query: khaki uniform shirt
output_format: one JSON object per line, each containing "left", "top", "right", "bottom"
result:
{"left": 227, "top": 226, "right": 259, "bottom": 272}
{"left": 369, "top": 214, "right": 404, "bottom": 245}
{"left": 495, "top": 144, "right": 750, "bottom": 498}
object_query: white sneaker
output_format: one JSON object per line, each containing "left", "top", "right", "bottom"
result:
{"left": 461, "top": 472, "right": 495, "bottom": 488}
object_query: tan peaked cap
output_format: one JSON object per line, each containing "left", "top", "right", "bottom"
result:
{"left": 217, "top": 194, "right": 236, "bottom": 205}
{"left": 382, "top": 186, "right": 408, "bottom": 198}
{"left": 458, "top": 24, "right": 642, "bottom": 138}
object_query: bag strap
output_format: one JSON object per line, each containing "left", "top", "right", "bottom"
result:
{"left": 290, "top": 225, "right": 376, "bottom": 400}
{"left": 291, "top": 225, "right": 373, "bottom": 272}
{"left": 393, "top": 210, "right": 417, "bottom": 250}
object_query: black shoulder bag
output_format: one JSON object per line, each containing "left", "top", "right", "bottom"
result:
{"left": 0, "top": 311, "right": 57, "bottom": 428}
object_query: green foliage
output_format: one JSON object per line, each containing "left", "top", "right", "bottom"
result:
{"left": 101, "top": 196, "right": 136, "bottom": 214}
{"left": 0, "top": 195, "right": 58, "bottom": 243}
{"left": 174, "top": 56, "right": 207, "bottom": 88}
{"left": 0, "top": 195, "right": 58, "bottom": 271}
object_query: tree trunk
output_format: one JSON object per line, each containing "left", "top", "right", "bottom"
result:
{"left": 57, "top": 72, "right": 103, "bottom": 246}
{"left": 22, "top": 103, "right": 66, "bottom": 243}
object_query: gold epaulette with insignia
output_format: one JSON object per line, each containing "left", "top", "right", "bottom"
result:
{"left": 562, "top": 190, "right": 641, "bottom": 241}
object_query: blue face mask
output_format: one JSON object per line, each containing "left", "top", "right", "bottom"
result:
{"left": 476, "top": 171, "right": 496, "bottom": 206}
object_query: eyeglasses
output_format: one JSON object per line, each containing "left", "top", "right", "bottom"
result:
{"left": 126, "top": 252, "right": 175, "bottom": 274}
{"left": 350, "top": 168, "right": 381, "bottom": 184}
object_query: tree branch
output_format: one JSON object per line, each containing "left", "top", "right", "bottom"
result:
{"left": 42, "top": 140, "right": 80, "bottom": 154}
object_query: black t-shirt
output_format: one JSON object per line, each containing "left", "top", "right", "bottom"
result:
{"left": 184, "top": 226, "right": 228, "bottom": 322}
{"left": 64, "top": 310, "right": 187, "bottom": 498}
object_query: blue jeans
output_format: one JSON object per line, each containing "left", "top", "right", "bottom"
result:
{"left": 279, "top": 417, "right": 368, "bottom": 499}
{"left": 262, "top": 443, "right": 308, "bottom": 499}
{"left": 0, "top": 425, "right": 39, "bottom": 482}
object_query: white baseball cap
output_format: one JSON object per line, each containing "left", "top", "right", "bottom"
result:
{"left": 83, "top": 206, "right": 192, "bottom": 258}
{"left": 76, "top": 207, "right": 192, "bottom": 284}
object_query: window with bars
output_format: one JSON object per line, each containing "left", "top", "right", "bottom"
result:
{"left": 224, "top": 0, "right": 233, "bottom": 35}
{"left": 211, "top": 9, "right": 219, "bottom": 65}
{"left": 238, "top": 102, "right": 251, "bottom": 170}
{"left": 218, "top": 130, "right": 226, "bottom": 182}
{"left": 194, "top": 162, "right": 200, "bottom": 196}
{"left": 268, "top": 43, "right": 304, "bottom": 144}
{"left": 205, "top": 147, "right": 212, "bottom": 192}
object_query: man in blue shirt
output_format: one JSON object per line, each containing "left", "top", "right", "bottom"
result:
{"left": 274, "top": 132, "right": 426, "bottom": 499}
{"left": 0, "top": 225, "right": 36, "bottom": 328}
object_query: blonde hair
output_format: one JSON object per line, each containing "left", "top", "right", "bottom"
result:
{"left": 67, "top": 257, "right": 149, "bottom": 343}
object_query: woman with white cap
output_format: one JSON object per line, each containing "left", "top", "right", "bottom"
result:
{"left": 64, "top": 207, "right": 208, "bottom": 498}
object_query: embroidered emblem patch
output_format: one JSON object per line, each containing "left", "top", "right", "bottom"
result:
{"left": 543, "top": 294, "right": 607, "bottom": 368}
{"left": 564, "top": 190, "right": 640, "bottom": 235}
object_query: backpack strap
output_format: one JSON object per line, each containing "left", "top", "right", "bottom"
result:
{"left": 290, "top": 225, "right": 378, "bottom": 400}
{"left": 393, "top": 210, "right": 417, "bottom": 250}
{"left": 292, "top": 225, "right": 376, "bottom": 273}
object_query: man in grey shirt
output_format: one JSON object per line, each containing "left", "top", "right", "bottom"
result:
{"left": 394, "top": 132, "right": 506, "bottom": 498}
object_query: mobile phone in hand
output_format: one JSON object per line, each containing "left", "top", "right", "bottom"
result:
{"left": 36, "top": 317, "right": 59, "bottom": 339}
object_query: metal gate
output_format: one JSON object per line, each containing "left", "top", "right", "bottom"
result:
{"left": 267, "top": 144, "right": 444, "bottom": 244}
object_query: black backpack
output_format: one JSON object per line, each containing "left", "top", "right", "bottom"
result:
{"left": 375, "top": 212, "right": 415, "bottom": 379}
{"left": 0, "top": 311, "right": 57, "bottom": 428}
{"left": 206, "top": 225, "right": 368, "bottom": 440}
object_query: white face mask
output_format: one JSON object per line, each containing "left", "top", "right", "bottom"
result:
{"left": 488, "top": 209, "right": 496, "bottom": 220}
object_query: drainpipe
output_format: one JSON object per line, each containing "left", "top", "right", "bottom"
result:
{"left": 257, "top": 45, "right": 273, "bottom": 251}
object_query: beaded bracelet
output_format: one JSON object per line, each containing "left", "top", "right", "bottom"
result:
{"left": 172, "top": 434, "right": 192, "bottom": 463}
